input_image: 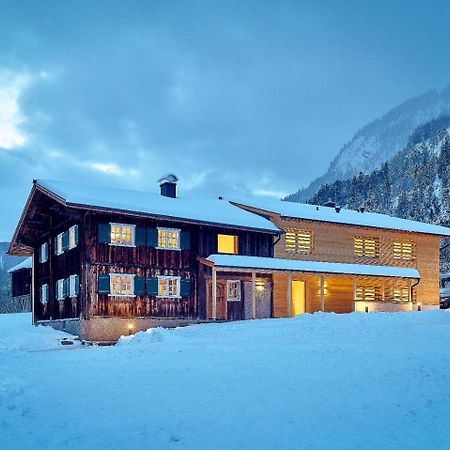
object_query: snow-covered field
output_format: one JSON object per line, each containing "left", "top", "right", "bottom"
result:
{"left": 1, "top": 312, "right": 450, "bottom": 450}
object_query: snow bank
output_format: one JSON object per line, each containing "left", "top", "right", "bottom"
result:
{"left": 2, "top": 311, "right": 450, "bottom": 449}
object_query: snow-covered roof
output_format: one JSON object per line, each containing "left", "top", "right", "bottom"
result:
{"left": 8, "top": 257, "right": 32, "bottom": 273}
{"left": 231, "top": 196, "right": 450, "bottom": 237}
{"left": 35, "top": 180, "right": 280, "bottom": 233}
{"left": 206, "top": 254, "right": 420, "bottom": 279}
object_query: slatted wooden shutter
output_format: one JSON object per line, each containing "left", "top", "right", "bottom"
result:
{"left": 147, "top": 277, "right": 158, "bottom": 296}
{"left": 98, "top": 274, "right": 110, "bottom": 294}
{"left": 134, "top": 276, "right": 146, "bottom": 295}
{"left": 147, "top": 228, "right": 158, "bottom": 248}
{"left": 62, "top": 231, "right": 69, "bottom": 251}
{"left": 74, "top": 225, "right": 79, "bottom": 246}
{"left": 63, "top": 278, "right": 68, "bottom": 298}
{"left": 98, "top": 224, "right": 111, "bottom": 244}
{"left": 180, "top": 279, "right": 191, "bottom": 297}
{"left": 74, "top": 275, "right": 80, "bottom": 296}
{"left": 180, "top": 231, "right": 191, "bottom": 250}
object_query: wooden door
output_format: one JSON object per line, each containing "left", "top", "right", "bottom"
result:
{"left": 207, "top": 280, "right": 226, "bottom": 319}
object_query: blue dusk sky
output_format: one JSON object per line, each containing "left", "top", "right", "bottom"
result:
{"left": 1, "top": 0, "right": 450, "bottom": 240}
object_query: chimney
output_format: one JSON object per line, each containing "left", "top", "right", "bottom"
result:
{"left": 157, "top": 174, "right": 179, "bottom": 198}
{"left": 335, "top": 206, "right": 341, "bottom": 213}
{"left": 359, "top": 207, "right": 365, "bottom": 213}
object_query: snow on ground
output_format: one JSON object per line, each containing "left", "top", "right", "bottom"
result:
{"left": 1, "top": 311, "right": 450, "bottom": 450}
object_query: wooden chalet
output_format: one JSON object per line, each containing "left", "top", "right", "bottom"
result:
{"left": 8, "top": 177, "right": 450, "bottom": 341}
{"left": 4, "top": 258, "right": 32, "bottom": 313}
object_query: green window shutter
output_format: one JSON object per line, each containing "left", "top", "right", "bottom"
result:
{"left": 98, "top": 274, "right": 110, "bottom": 294}
{"left": 147, "top": 228, "right": 158, "bottom": 248}
{"left": 98, "top": 223, "right": 111, "bottom": 244}
{"left": 74, "top": 224, "right": 79, "bottom": 246}
{"left": 134, "top": 276, "right": 146, "bottom": 296}
{"left": 135, "top": 227, "right": 146, "bottom": 247}
{"left": 180, "top": 278, "right": 191, "bottom": 297}
{"left": 63, "top": 278, "right": 68, "bottom": 298}
{"left": 44, "top": 243, "right": 48, "bottom": 261}
{"left": 147, "top": 277, "right": 159, "bottom": 296}
{"left": 180, "top": 231, "right": 191, "bottom": 250}
{"left": 55, "top": 281, "right": 59, "bottom": 300}
{"left": 74, "top": 275, "right": 80, "bottom": 296}
{"left": 62, "top": 231, "right": 69, "bottom": 251}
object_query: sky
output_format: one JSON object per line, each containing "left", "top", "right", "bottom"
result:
{"left": 1, "top": 0, "right": 450, "bottom": 240}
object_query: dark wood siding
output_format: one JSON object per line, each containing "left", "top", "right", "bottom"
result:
{"left": 11, "top": 269, "right": 31, "bottom": 297}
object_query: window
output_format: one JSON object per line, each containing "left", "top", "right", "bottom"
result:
{"left": 157, "top": 276, "right": 180, "bottom": 298}
{"left": 217, "top": 234, "right": 238, "bottom": 254}
{"left": 393, "top": 288, "right": 409, "bottom": 302}
{"left": 110, "top": 274, "right": 135, "bottom": 297}
{"left": 68, "top": 225, "right": 78, "bottom": 250}
{"left": 393, "top": 241, "right": 415, "bottom": 261}
{"left": 39, "top": 243, "right": 48, "bottom": 263}
{"left": 157, "top": 227, "right": 180, "bottom": 250}
{"left": 56, "top": 279, "right": 65, "bottom": 300}
{"left": 285, "top": 228, "right": 314, "bottom": 254}
{"left": 40, "top": 284, "right": 49, "bottom": 304}
{"left": 56, "top": 233, "right": 64, "bottom": 255}
{"left": 354, "top": 237, "right": 379, "bottom": 258}
{"left": 227, "top": 280, "right": 241, "bottom": 302}
{"left": 110, "top": 223, "right": 135, "bottom": 246}
{"left": 69, "top": 274, "right": 79, "bottom": 298}
{"left": 356, "top": 286, "right": 380, "bottom": 302}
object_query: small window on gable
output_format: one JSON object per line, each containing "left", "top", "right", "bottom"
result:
{"left": 110, "top": 223, "right": 135, "bottom": 246}
{"left": 393, "top": 241, "right": 415, "bottom": 261}
{"left": 227, "top": 280, "right": 241, "bottom": 302}
{"left": 39, "top": 243, "right": 48, "bottom": 263}
{"left": 217, "top": 234, "right": 238, "bottom": 254}
{"left": 68, "top": 225, "right": 78, "bottom": 250}
{"left": 285, "top": 228, "right": 314, "bottom": 254}
{"left": 354, "top": 237, "right": 379, "bottom": 258}
{"left": 110, "top": 274, "right": 135, "bottom": 297}
{"left": 56, "top": 233, "right": 64, "bottom": 255}
{"left": 40, "top": 284, "right": 49, "bottom": 304}
{"left": 157, "top": 228, "right": 180, "bottom": 250}
{"left": 157, "top": 276, "right": 180, "bottom": 298}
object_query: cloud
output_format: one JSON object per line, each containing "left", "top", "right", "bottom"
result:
{"left": 0, "top": 71, "right": 31, "bottom": 149}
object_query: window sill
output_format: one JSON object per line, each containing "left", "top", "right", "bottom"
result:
{"left": 108, "top": 243, "right": 136, "bottom": 248}
{"left": 155, "top": 247, "right": 181, "bottom": 251}
{"left": 156, "top": 295, "right": 181, "bottom": 299}
{"left": 108, "top": 294, "right": 136, "bottom": 298}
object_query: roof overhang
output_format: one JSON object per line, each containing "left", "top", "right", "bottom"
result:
{"left": 201, "top": 254, "right": 420, "bottom": 279}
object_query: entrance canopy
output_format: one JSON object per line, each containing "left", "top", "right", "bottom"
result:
{"left": 204, "top": 255, "right": 420, "bottom": 279}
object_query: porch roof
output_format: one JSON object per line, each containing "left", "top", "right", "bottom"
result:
{"left": 205, "top": 255, "right": 420, "bottom": 279}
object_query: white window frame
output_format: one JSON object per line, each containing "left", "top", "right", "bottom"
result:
{"left": 68, "top": 225, "right": 77, "bottom": 250}
{"left": 40, "top": 284, "right": 49, "bottom": 304}
{"left": 109, "top": 223, "right": 136, "bottom": 247}
{"left": 69, "top": 274, "right": 78, "bottom": 298}
{"left": 108, "top": 273, "right": 136, "bottom": 297}
{"left": 40, "top": 243, "right": 48, "bottom": 263}
{"left": 56, "top": 279, "right": 65, "bottom": 300}
{"left": 227, "top": 280, "right": 241, "bottom": 302}
{"left": 157, "top": 227, "right": 181, "bottom": 250}
{"left": 56, "top": 233, "right": 64, "bottom": 255}
{"left": 157, "top": 276, "right": 181, "bottom": 299}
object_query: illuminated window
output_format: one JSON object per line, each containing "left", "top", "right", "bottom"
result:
{"left": 110, "top": 274, "right": 135, "bottom": 296}
{"left": 356, "top": 286, "right": 380, "bottom": 302}
{"left": 110, "top": 223, "right": 135, "bottom": 246}
{"left": 285, "top": 228, "right": 314, "bottom": 254}
{"left": 393, "top": 288, "right": 409, "bottom": 302}
{"left": 354, "top": 237, "right": 379, "bottom": 258}
{"left": 68, "top": 225, "right": 78, "bottom": 250}
{"left": 158, "top": 228, "right": 180, "bottom": 249}
{"left": 40, "top": 284, "right": 49, "bottom": 304}
{"left": 217, "top": 234, "right": 238, "bottom": 254}
{"left": 227, "top": 280, "right": 241, "bottom": 302}
{"left": 393, "top": 241, "right": 415, "bottom": 261}
{"left": 157, "top": 276, "right": 180, "bottom": 298}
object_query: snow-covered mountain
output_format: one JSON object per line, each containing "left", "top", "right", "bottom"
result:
{"left": 287, "top": 86, "right": 450, "bottom": 202}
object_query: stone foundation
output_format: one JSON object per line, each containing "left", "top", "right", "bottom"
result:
{"left": 37, "top": 318, "right": 81, "bottom": 336}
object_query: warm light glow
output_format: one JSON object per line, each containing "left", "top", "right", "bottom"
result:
{"left": 217, "top": 234, "right": 238, "bottom": 254}
{"left": 127, "top": 323, "right": 134, "bottom": 330}
{"left": 291, "top": 280, "right": 305, "bottom": 316}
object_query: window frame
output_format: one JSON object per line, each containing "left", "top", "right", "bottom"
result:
{"left": 109, "top": 273, "right": 136, "bottom": 297}
{"left": 40, "top": 284, "right": 49, "bottom": 304}
{"left": 157, "top": 227, "right": 181, "bottom": 250}
{"left": 68, "top": 225, "right": 78, "bottom": 250}
{"left": 56, "top": 279, "right": 65, "bottom": 301}
{"left": 393, "top": 287, "right": 410, "bottom": 303}
{"left": 109, "top": 223, "right": 136, "bottom": 247}
{"left": 56, "top": 233, "right": 64, "bottom": 255}
{"left": 226, "top": 280, "right": 241, "bottom": 302}
{"left": 40, "top": 242, "right": 48, "bottom": 263}
{"left": 354, "top": 236, "right": 379, "bottom": 258}
{"left": 68, "top": 274, "right": 78, "bottom": 298}
{"left": 157, "top": 275, "right": 181, "bottom": 299}
{"left": 392, "top": 241, "right": 416, "bottom": 261}
{"left": 285, "top": 228, "right": 314, "bottom": 254}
